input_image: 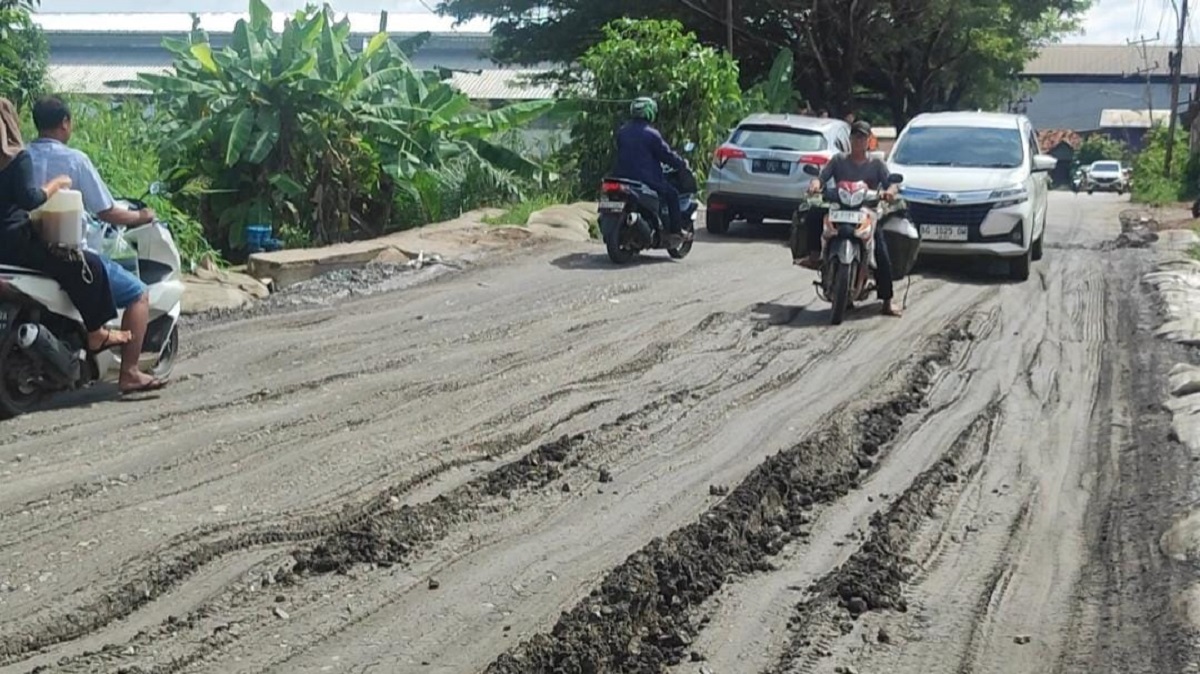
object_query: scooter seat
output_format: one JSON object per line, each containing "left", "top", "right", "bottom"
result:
{"left": 0, "top": 264, "right": 46, "bottom": 277}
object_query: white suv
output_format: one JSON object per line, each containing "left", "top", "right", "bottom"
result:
{"left": 887, "top": 112, "right": 1057, "bottom": 281}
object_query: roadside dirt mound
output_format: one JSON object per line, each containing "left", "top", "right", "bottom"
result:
{"left": 484, "top": 321, "right": 973, "bottom": 673}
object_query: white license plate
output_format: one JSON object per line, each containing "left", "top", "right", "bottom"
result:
{"left": 828, "top": 210, "right": 861, "bottom": 224}
{"left": 598, "top": 200, "right": 626, "bottom": 211}
{"left": 921, "top": 224, "right": 969, "bottom": 241}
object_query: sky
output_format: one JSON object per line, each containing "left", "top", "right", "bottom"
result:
{"left": 32, "top": 0, "right": 1198, "bottom": 46}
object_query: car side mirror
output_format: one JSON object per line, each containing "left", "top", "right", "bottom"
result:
{"left": 1032, "top": 154, "right": 1057, "bottom": 172}
{"left": 801, "top": 163, "right": 820, "bottom": 176}
{"left": 888, "top": 173, "right": 904, "bottom": 184}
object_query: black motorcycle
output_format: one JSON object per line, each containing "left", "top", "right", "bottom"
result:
{"left": 597, "top": 142, "right": 700, "bottom": 264}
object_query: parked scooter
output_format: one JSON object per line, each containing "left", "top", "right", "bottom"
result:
{"left": 597, "top": 142, "right": 700, "bottom": 264}
{"left": 795, "top": 164, "right": 920, "bottom": 325}
{"left": 0, "top": 182, "right": 185, "bottom": 418}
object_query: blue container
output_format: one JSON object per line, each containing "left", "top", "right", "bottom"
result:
{"left": 244, "top": 224, "right": 272, "bottom": 252}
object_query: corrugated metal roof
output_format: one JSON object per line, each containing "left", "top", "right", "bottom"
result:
{"left": 46, "top": 63, "right": 556, "bottom": 100}
{"left": 1026, "top": 45, "right": 1200, "bottom": 76}
{"left": 1098, "top": 108, "right": 1170, "bottom": 127}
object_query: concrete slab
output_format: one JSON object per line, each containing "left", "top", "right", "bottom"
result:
{"left": 246, "top": 205, "right": 599, "bottom": 290}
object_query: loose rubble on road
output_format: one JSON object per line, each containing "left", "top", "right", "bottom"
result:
{"left": 1, "top": 193, "right": 1199, "bottom": 674}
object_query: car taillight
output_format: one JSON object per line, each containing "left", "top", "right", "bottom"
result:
{"left": 713, "top": 146, "right": 746, "bottom": 167}
{"left": 601, "top": 181, "right": 625, "bottom": 193}
{"left": 799, "top": 154, "right": 829, "bottom": 166}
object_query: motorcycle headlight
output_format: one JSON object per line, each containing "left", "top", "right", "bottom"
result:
{"left": 989, "top": 184, "right": 1028, "bottom": 209}
{"left": 842, "top": 190, "right": 865, "bottom": 208}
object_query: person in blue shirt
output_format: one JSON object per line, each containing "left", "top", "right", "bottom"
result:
{"left": 613, "top": 97, "right": 689, "bottom": 247}
{"left": 27, "top": 97, "right": 167, "bottom": 394}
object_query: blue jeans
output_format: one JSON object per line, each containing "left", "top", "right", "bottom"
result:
{"left": 101, "top": 257, "right": 146, "bottom": 309}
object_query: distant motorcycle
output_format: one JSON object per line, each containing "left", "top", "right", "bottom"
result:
{"left": 795, "top": 164, "right": 919, "bottom": 325}
{"left": 597, "top": 142, "right": 700, "bottom": 264}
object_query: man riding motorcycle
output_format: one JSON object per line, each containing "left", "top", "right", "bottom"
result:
{"left": 797, "top": 120, "right": 903, "bottom": 318}
{"left": 613, "top": 97, "right": 690, "bottom": 248}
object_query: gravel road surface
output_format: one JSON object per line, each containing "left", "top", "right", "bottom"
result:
{"left": 0, "top": 191, "right": 1191, "bottom": 674}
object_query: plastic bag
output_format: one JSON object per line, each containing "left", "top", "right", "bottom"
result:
{"left": 84, "top": 217, "right": 139, "bottom": 277}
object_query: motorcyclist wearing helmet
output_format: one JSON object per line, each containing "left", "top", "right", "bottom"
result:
{"left": 798, "top": 120, "right": 902, "bottom": 318}
{"left": 614, "top": 97, "right": 690, "bottom": 247}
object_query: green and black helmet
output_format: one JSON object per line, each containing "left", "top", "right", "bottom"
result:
{"left": 630, "top": 97, "right": 658, "bottom": 123}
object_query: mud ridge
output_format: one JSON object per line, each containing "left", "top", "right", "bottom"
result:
{"left": 480, "top": 317, "right": 976, "bottom": 674}
{"left": 0, "top": 416, "right": 562, "bottom": 663}
{"left": 768, "top": 399, "right": 1002, "bottom": 674}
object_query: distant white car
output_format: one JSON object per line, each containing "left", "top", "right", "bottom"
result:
{"left": 887, "top": 111, "right": 1056, "bottom": 281}
{"left": 1085, "top": 160, "right": 1126, "bottom": 194}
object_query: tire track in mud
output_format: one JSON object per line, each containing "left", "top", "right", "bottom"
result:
{"left": 21, "top": 305, "right": 864, "bottom": 673}
{"left": 478, "top": 316, "right": 977, "bottom": 673}
{"left": 0, "top": 307, "right": 744, "bottom": 544}
{"left": 0, "top": 307, "right": 825, "bottom": 666}
{"left": 769, "top": 399, "right": 1004, "bottom": 674}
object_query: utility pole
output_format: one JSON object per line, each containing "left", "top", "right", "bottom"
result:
{"left": 1166, "top": 0, "right": 1189, "bottom": 176}
{"left": 1128, "top": 34, "right": 1160, "bottom": 119}
{"left": 726, "top": 0, "right": 734, "bottom": 56}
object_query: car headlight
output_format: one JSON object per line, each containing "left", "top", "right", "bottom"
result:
{"left": 989, "top": 185, "right": 1028, "bottom": 209}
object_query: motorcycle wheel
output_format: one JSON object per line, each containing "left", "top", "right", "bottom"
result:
{"left": 150, "top": 325, "right": 179, "bottom": 379}
{"left": 831, "top": 261, "right": 853, "bottom": 326}
{"left": 668, "top": 222, "right": 695, "bottom": 260}
{"left": 0, "top": 329, "right": 43, "bottom": 420}
{"left": 603, "top": 216, "right": 636, "bottom": 264}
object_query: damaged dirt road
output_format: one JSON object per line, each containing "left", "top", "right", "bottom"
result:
{"left": 0, "top": 192, "right": 1192, "bottom": 674}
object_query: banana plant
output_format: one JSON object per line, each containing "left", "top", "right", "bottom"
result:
{"left": 138, "top": 0, "right": 555, "bottom": 251}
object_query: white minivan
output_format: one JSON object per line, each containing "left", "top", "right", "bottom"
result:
{"left": 887, "top": 112, "right": 1057, "bottom": 281}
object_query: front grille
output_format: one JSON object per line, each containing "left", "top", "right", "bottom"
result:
{"left": 907, "top": 202, "right": 993, "bottom": 228}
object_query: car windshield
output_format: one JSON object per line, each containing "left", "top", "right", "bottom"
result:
{"left": 891, "top": 125, "right": 1024, "bottom": 168}
{"left": 1092, "top": 162, "right": 1120, "bottom": 172}
{"left": 732, "top": 125, "right": 827, "bottom": 152}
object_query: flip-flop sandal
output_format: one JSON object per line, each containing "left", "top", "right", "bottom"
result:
{"left": 120, "top": 378, "right": 168, "bottom": 395}
{"left": 88, "top": 328, "right": 132, "bottom": 353}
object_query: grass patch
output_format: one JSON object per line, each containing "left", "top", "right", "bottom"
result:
{"left": 483, "top": 195, "right": 560, "bottom": 226}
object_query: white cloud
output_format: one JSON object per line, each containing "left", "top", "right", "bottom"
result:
{"left": 1064, "top": 0, "right": 1194, "bottom": 44}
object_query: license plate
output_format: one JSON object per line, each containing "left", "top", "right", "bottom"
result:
{"left": 829, "top": 210, "right": 861, "bottom": 224}
{"left": 751, "top": 159, "right": 791, "bottom": 175}
{"left": 598, "top": 200, "right": 626, "bottom": 212}
{"left": 921, "top": 224, "right": 969, "bottom": 241}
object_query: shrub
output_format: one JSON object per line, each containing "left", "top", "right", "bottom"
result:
{"left": 560, "top": 18, "right": 743, "bottom": 197}
{"left": 0, "top": 6, "right": 47, "bottom": 109}
{"left": 1131, "top": 125, "right": 1199, "bottom": 205}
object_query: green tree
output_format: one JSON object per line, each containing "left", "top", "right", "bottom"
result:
{"left": 562, "top": 18, "right": 742, "bottom": 196}
{"left": 439, "top": 0, "right": 1090, "bottom": 123}
{"left": 139, "top": 0, "right": 553, "bottom": 254}
{"left": 0, "top": 2, "right": 46, "bottom": 108}
{"left": 1076, "top": 133, "right": 1127, "bottom": 165}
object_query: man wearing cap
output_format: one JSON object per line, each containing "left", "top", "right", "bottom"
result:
{"left": 798, "top": 120, "right": 902, "bottom": 317}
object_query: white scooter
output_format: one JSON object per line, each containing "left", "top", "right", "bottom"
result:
{"left": 0, "top": 183, "right": 185, "bottom": 418}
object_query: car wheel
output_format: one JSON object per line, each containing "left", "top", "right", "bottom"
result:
{"left": 1087, "top": 189, "right": 1093, "bottom": 195}
{"left": 706, "top": 209, "right": 730, "bottom": 235}
{"left": 1010, "top": 248, "right": 1032, "bottom": 281}
{"left": 1031, "top": 233, "right": 1044, "bottom": 262}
